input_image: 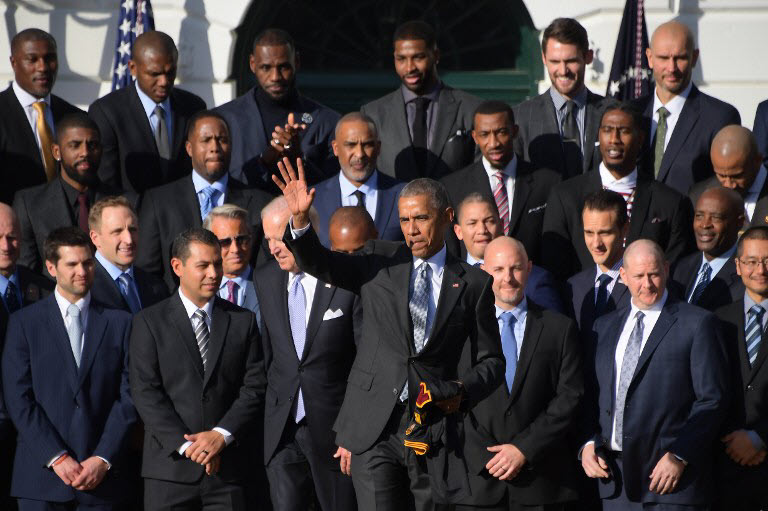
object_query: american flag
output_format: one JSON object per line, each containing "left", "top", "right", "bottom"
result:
{"left": 606, "top": 0, "right": 652, "bottom": 100}
{"left": 111, "top": 0, "right": 155, "bottom": 91}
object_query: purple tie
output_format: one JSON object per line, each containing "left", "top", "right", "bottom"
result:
{"left": 226, "top": 280, "right": 238, "bottom": 304}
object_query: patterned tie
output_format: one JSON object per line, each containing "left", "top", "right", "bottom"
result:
{"left": 4, "top": 280, "right": 21, "bottom": 313}
{"left": 614, "top": 310, "right": 645, "bottom": 450}
{"left": 562, "top": 99, "right": 583, "bottom": 176}
{"left": 594, "top": 274, "right": 613, "bottom": 316}
{"left": 689, "top": 263, "right": 712, "bottom": 305}
{"left": 66, "top": 304, "right": 83, "bottom": 367}
{"left": 400, "top": 262, "right": 431, "bottom": 401}
{"left": 154, "top": 105, "right": 170, "bottom": 159}
{"left": 193, "top": 309, "right": 210, "bottom": 371}
{"left": 353, "top": 189, "right": 366, "bottom": 208}
{"left": 199, "top": 186, "right": 219, "bottom": 221}
{"left": 117, "top": 273, "right": 141, "bottom": 314}
{"left": 32, "top": 101, "right": 56, "bottom": 181}
{"left": 493, "top": 172, "right": 510, "bottom": 235}
{"left": 288, "top": 273, "right": 307, "bottom": 422}
{"left": 500, "top": 311, "right": 518, "bottom": 392}
{"left": 654, "top": 107, "right": 670, "bottom": 178}
{"left": 746, "top": 305, "right": 765, "bottom": 367}
{"left": 226, "top": 280, "right": 238, "bottom": 304}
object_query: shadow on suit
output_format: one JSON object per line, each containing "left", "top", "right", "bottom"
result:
{"left": 669, "top": 251, "right": 744, "bottom": 312}
{"left": 564, "top": 266, "right": 631, "bottom": 336}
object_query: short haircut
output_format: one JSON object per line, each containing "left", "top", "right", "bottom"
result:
{"left": 399, "top": 178, "right": 450, "bottom": 213}
{"left": 601, "top": 101, "right": 644, "bottom": 133}
{"left": 329, "top": 206, "right": 376, "bottom": 234}
{"left": 737, "top": 226, "right": 768, "bottom": 257}
{"left": 583, "top": 189, "right": 629, "bottom": 228}
{"left": 203, "top": 203, "right": 250, "bottom": 231}
{"left": 132, "top": 30, "right": 177, "bottom": 61}
{"left": 335, "top": 112, "right": 378, "bottom": 140}
{"left": 541, "top": 18, "right": 589, "bottom": 55}
{"left": 252, "top": 28, "right": 295, "bottom": 55}
{"left": 55, "top": 112, "right": 100, "bottom": 144}
{"left": 11, "top": 28, "right": 57, "bottom": 54}
{"left": 88, "top": 195, "right": 136, "bottom": 232}
{"left": 44, "top": 226, "right": 92, "bottom": 265}
{"left": 260, "top": 196, "right": 320, "bottom": 229}
{"left": 171, "top": 227, "right": 221, "bottom": 263}
{"left": 186, "top": 110, "right": 229, "bottom": 141}
{"left": 473, "top": 100, "right": 515, "bottom": 126}
{"left": 456, "top": 193, "right": 498, "bottom": 223}
{"left": 393, "top": 20, "right": 436, "bottom": 50}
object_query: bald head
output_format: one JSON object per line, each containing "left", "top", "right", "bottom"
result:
{"left": 329, "top": 206, "right": 378, "bottom": 254}
{"left": 0, "top": 202, "right": 21, "bottom": 277}
{"left": 621, "top": 240, "right": 668, "bottom": 309}
{"left": 647, "top": 21, "right": 698, "bottom": 99}
{"left": 711, "top": 126, "right": 762, "bottom": 195}
{"left": 132, "top": 31, "right": 178, "bottom": 61}
{"left": 130, "top": 31, "right": 178, "bottom": 104}
{"left": 650, "top": 21, "right": 695, "bottom": 53}
{"left": 483, "top": 237, "right": 531, "bottom": 309}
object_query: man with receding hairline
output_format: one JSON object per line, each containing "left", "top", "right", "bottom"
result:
{"left": 89, "top": 30, "right": 206, "bottom": 194}
{"left": 329, "top": 206, "right": 378, "bottom": 254}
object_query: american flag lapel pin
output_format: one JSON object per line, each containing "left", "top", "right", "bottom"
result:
{"left": 325, "top": 283, "right": 332, "bottom": 288}
{"left": 452, "top": 282, "right": 459, "bottom": 288}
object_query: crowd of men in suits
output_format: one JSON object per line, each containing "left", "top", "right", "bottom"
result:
{"left": 0, "top": 12, "right": 767, "bottom": 511}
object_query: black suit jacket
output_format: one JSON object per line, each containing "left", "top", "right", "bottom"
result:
{"left": 634, "top": 85, "right": 741, "bottom": 195}
{"left": 129, "top": 294, "right": 266, "bottom": 483}
{"left": 254, "top": 261, "right": 360, "bottom": 466}
{"left": 283, "top": 226, "right": 504, "bottom": 454}
{"left": 542, "top": 171, "right": 695, "bottom": 280}
{"left": 88, "top": 84, "right": 206, "bottom": 194}
{"left": 136, "top": 174, "right": 272, "bottom": 290}
{"left": 565, "top": 266, "right": 630, "bottom": 335}
{"left": 459, "top": 302, "right": 583, "bottom": 506}
{"left": 90, "top": 257, "right": 169, "bottom": 313}
{"left": 513, "top": 89, "right": 610, "bottom": 178}
{"left": 670, "top": 251, "right": 743, "bottom": 311}
{"left": 689, "top": 176, "right": 768, "bottom": 224}
{"left": 361, "top": 85, "right": 482, "bottom": 181}
{"left": 0, "top": 86, "right": 83, "bottom": 205}
{"left": 754, "top": 99, "right": 768, "bottom": 166}
{"left": 441, "top": 159, "right": 561, "bottom": 264}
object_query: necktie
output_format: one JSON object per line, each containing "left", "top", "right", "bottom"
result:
{"left": 225, "top": 280, "right": 238, "bottom": 304}
{"left": 412, "top": 97, "right": 430, "bottom": 172}
{"left": 746, "top": 304, "right": 765, "bottom": 367}
{"left": 473, "top": 261, "right": 482, "bottom": 267}
{"left": 154, "top": 105, "right": 170, "bottom": 159}
{"left": 614, "top": 310, "right": 644, "bottom": 450}
{"left": 117, "top": 273, "right": 141, "bottom": 314}
{"left": 689, "top": 263, "right": 712, "bottom": 305}
{"left": 500, "top": 311, "right": 518, "bottom": 392}
{"left": 594, "top": 273, "right": 613, "bottom": 316}
{"left": 32, "top": 101, "right": 56, "bottom": 181}
{"left": 288, "top": 273, "right": 307, "bottom": 422}
{"left": 4, "top": 280, "right": 20, "bottom": 313}
{"left": 654, "top": 107, "right": 670, "bottom": 178}
{"left": 193, "top": 309, "right": 210, "bottom": 371}
{"left": 353, "top": 189, "right": 366, "bottom": 208}
{"left": 562, "top": 100, "right": 583, "bottom": 176}
{"left": 492, "top": 172, "right": 510, "bottom": 235}
{"left": 66, "top": 303, "right": 83, "bottom": 368}
{"left": 77, "top": 192, "right": 89, "bottom": 233}
{"left": 401, "top": 263, "right": 431, "bottom": 401}
{"left": 199, "top": 186, "right": 219, "bottom": 221}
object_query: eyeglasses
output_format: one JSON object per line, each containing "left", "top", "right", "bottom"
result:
{"left": 218, "top": 235, "right": 252, "bottom": 247}
{"left": 737, "top": 258, "right": 768, "bottom": 270}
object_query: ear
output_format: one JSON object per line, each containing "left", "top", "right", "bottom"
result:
{"left": 89, "top": 229, "right": 99, "bottom": 248}
{"left": 171, "top": 257, "right": 184, "bottom": 278}
{"left": 128, "top": 59, "right": 137, "bottom": 78}
{"left": 52, "top": 143, "right": 61, "bottom": 161}
{"left": 185, "top": 140, "right": 192, "bottom": 158}
{"left": 248, "top": 53, "right": 257, "bottom": 75}
{"left": 446, "top": 206, "right": 455, "bottom": 224}
{"left": 645, "top": 47, "right": 654, "bottom": 69}
{"left": 331, "top": 138, "right": 339, "bottom": 157}
{"left": 471, "top": 129, "right": 479, "bottom": 146}
{"left": 45, "top": 260, "right": 57, "bottom": 280}
{"left": 294, "top": 51, "right": 301, "bottom": 72}
{"left": 453, "top": 222, "right": 464, "bottom": 241}
{"left": 585, "top": 49, "right": 594, "bottom": 65}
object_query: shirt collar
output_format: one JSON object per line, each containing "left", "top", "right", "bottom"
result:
{"left": 134, "top": 79, "right": 172, "bottom": 119}
{"left": 482, "top": 154, "right": 518, "bottom": 175}
{"left": 12, "top": 80, "right": 50, "bottom": 108}
{"left": 339, "top": 169, "right": 378, "bottom": 197}
{"left": 652, "top": 81, "right": 692, "bottom": 115}
{"left": 630, "top": 289, "right": 668, "bottom": 315}
{"left": 178, "top": 287, "right": 215, "bottom": 319}
{"left": 0, "top": 270, "right": 19, "bottom": 298}
{"left": 401, "top": 81, "right": 442, "bottom": 104}
{"left": 701, "top": 243, "right": 737, "bottom": 275}
{"left": 549, "top": 85, "right": 588, "bottom": 111}
{"left": 744, "top": 292, "right": 768, "bottom": 315}
{"left": 95, "top": 250, "right": 133, "bottom": 281}
{"left": 466, "top": 253, "right": 483, "bottom": 266}
{"left": 495, "top": 296, "right": 528, "bottom": 324}
{"left": 599, "top": 162, "right": 637, "bottom": 188}
{"left": 191, "top": 170, "right": 228, "bottom": 195}
{"left": 748, "top": 165, "right": 768, "bottom": 195}
{"left": 595, "top": 258, "right": 623, "bottom": 283}
{"left": 54, "top": 287, "right": 90, "bottom": 316}
{"left": 221, "top": 265, "right": 252, "bottom": 289}
{"left": 413, "top": 244, "right": 447, "bottom": 279}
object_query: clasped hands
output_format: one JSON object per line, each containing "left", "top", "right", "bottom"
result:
{"left": 486, "top": 443, "right": 527, "bottom": 481}
{"left": 722, "top": 429, "right": 767, "bottom": 466}
{"left": 263, "top": 112, "right": 307, "bottom": 166}
{"left": 581, "top": 444, "right": 686, "bottom": 495}
{"left": 184, "top": 430, "right": 226, "bottom": 475}
{"left": 53, "top": 455, "right": 108, "bottom": 491}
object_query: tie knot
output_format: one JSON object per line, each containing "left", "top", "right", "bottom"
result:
{"left": 353, "top": 189, "right": 365, "bottom": 207}
{"left": 77, "top": 192, "right": 88, "bottom": 206}
{"left": 118, "top": 272, "right": 132, "bottom": 286}
{"left": 494, "top": 171, "right": 506, "bottom": 182}
{"left": 154, "top": 104, "right": 165, "bottom": 117}
{"left": 700, "top": 262, "right": 711, "bottom": 274}
{"left": 597, "top": 273, "right": 613, "bottom": 286}
{"left": 657, "top": 106, "right": 670, "bottom": 119}
{"left": 635, "top": 310, "right": 645, "bottom": 322}
{"left": 201, "top": 186, "right": 218, "bottom": 200}
{"left": 750, "top": 304, "right": 765, "bottom": 318}
{"left": 565, "top": 99, "right": 577, "bottom": 114}
{"left": 418, "top": 262, "right": 429, "bottom": 277}
{"left": 32, "top": 101, "right": 47, "bottom": 114}
{"left": 226, "top": 280, "right": 237, "bottom": 293}
{"left": 413, "top": 96, "right": 430, "bottom": 110}
{"left": 501, "top": 310, "right": 516, "bottom": 326}
{"left": 67, "top": 303, "right": 81, "bottom": 318}
{"left": 193, "top": 309, "right": 207, "bottom": 322}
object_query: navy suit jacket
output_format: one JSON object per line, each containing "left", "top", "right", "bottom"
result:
{"left": 91, "top": 258, "right": 169, "bottom": 314}
{"left": 525, "top": 265, "right": 565, "bottom": 314}
{"left": 565, "top": 266, "right": 630, "bottom": 335}
{"left": 585, "top": 298, "right": 729, "bottom": 505}
{"left": 754, "top": 99, "right": 768, "bottom": 166}
{"left": 311, "top": 171, "right": 405, "bottom": 247}
{"left": 669, "top": 251, "right": 744, "bottom": 312}
{"left": 1, "top": 295, "right": 135, "bottom": 504}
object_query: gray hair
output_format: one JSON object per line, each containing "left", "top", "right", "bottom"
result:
{"left": 203, "top": 203, "right": 250, "bottom": 231}
{"left": 260, "top": 196, "right": 320, "bottom": 227}
{"left": 334, "top": 112, "right": 379, "bottom": 140}
{"left": 398, "top": 178, "right": 451, "bottom": 213}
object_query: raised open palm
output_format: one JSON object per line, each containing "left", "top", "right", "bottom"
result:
{"left": 273, "top": 157, "right": 315, "bottom": 223}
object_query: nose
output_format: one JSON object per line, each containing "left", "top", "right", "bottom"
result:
{"left": 406, "top": 220, "right": 419, "bottom": 236}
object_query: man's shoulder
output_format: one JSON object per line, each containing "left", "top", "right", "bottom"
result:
{"left": 296, "top": 93, "right": 340, "bottom": 122}
{"left": 641, "top": 177, "right": 687, "bottom": 202}
{"left": 134, "top": 266, "right": 169, "bottom": 288}
{"left": 690, "top": 86, "right": 738, "bottom": 117}
{"left": 361, "top": 89, "right": 401, "bottom": 115}
{"left": 530, "top": 300, "right": 576, "bottom": 331}
{"left": 50, "top": 94, "right": 84, "bottom": 116}
{"left": 253, "top": 258, "right": 283, "bottom": 285}
{"left": 313, "top": 173, "right": 340, "bottom": 195}
{"left": 551, "top": 171, "right": 594, "bottom": 196}
{"left": 376, "top": 171, "right": 406, "bottom": 192}
{"left": 567, "top": 265, "right": 596, "bottom": 289}
{"left": 215, "top": 89, "right": 255, "bottom": 117}
{"left": 513, "top": 91, "right": 550, "bottom": 115}
{"left": 92, "top": 299, "right": 133, "bottom": 323}
{"left": 18, "top": 265, "right": 54, "bottom": 293}
{"left": 441, "top": 160, "right": 483, "bottom": 187}
{"left": 521, "top": 161, "right": 562, "bottom": 185}
{"left": 442, "top": 86, "right": 482, "bottom": 108}
{"left": 89, "top": 86, "right": 133, "bottom": 112}
{"left": 145, "top": 174, "right": 190, "bottom": 198}
{"left": 170, "top": 87, "right": 207, "bottom": 112}
{"left": 714, "top": 298, "right": 744, "bottom": 323}
{"left": 13, "top": 178, "right": 57, "bottom": 204}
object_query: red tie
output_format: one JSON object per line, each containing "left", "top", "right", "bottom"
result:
{"left": 226, "top": 280, "right": 238, "bottom": 304}
{"left": 493, "top": 172, "right": 509, "bottom": 235}
{"left": 77, "top": 192, "right": 89, "bottom": 232}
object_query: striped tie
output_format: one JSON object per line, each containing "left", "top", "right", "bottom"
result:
{"left": 400, "top": 262, "right": 430, "bottom": 401}
{"left": 689, "top": 263, "right": 711, "bottom": 305}
{"left": 746, "top": 305, "right": 764, "bottom": 367}
{"left": 193, "top": 309, "right": 210, "bottom": 371}
{"left": 493, "top": 172, "right": 510, "bottom": 235}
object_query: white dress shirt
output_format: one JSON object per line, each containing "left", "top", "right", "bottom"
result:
{"left": 650, "top": 82, "right": 693, "bottom": 150}
{"left": 135, "top": 79, "right": 173, "bottom": 143}
{"left": 339, "top": 170, "right": 379, "bottom": 220}
{"left": 12, "top": 80, "right": 55, "bottom": 156}
{"left": 745, "top": 164, "right": 768, "bottom": 221}
{"left": 482, "top": 155, "right": 517, "bottom": 225}
{"left": 411, "top": 245, "right": 446, "bottom": 348}
{"left": 687, "top": 245, "right": 737, "bottom": 302}
{"left": 287, "top": 270, "right": 318, "bottom": 327}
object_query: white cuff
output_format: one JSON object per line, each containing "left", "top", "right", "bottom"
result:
{"left": 289, "top": 217, "right": 311, "bottom": 239}
{"left": 178, "top": 440, "right": 193, "bottom": 455}
{"left": 96, "top": 456, "right": 112, "bottom": 470}
{"left": 47, "top": 450, "right": 68, "bottom": 468}
{"left": 577, "top": 440, "right": 595, "bottom": 460}
{"left": 213, "top": 427, "right": 234, "bottom": 446}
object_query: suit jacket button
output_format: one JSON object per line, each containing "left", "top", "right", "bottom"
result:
{"left": 288, "top": 396, "right": 293, "bottom": 401}
{"left": 505, "top": 410, "right": 512, "bottom": 416}
{"left": 299, "top": 367, "right": 304, "bottom": 373}
{"left": 747, "top": 385, "right": 754, "bottom": 391}
{"left": 393, "top": 388, "right": 398, "bottom": 394}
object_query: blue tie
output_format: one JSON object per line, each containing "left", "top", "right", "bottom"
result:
{"left": 288, "top": 273, "right": 307, "bottom": 422}
{"left": 689, "top": 262, "right": 711, "bottom": 305}
{"left": 746, "top": 305, "right": 765, "bottom": 367}
{"left": 500, "top": 311, "right": 517, "bottom": 392}
{"left": 199, "top": 186, "right": 219, "bottom": 221}
{"left": 117, "top": 272, "right": 142, "bottom": 314}
{"left": 594, "top": 273, "right": 612, "bottom": 316}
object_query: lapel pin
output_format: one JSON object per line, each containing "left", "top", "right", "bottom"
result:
{"left": 452, "top": 283, "right": 459, "bottom": 288}
{"left": 325, "top": 283, "right": 331, "bottom": 288}
{"left": 301, "top": 112, "right": 313, "bottom": 124}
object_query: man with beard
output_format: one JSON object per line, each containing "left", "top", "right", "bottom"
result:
{"left": 216, "top": 28, "right": 340, "bottom": 191}
{"left": 312, "top": 112, "right": 405, "bottom": 247}
{"left": 13, "top": 112, "right": 130, "bottom": 274}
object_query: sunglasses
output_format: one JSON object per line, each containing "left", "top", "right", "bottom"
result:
{"left": 218, "top": 235, "right": 252, "bottom": 247}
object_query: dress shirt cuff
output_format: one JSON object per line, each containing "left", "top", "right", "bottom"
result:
{"left": 577, "top": 440, "right": 595, "bottom": 460}
{"left": 96, "top": 456, "right": 112, "bottom": 470}
{"left": 213, "top": 427, "right": 234, "bottom": 446}
{"left": 747, "top": 430, "right": 766, "bottom": 450}
{"left": 178, "top": 441, "right": 193, "bottom": 456}
{"left": 289, "top": 217, "right": 311, "bottom": 239}
{"left": 672, "top": 453, "right": 688, "bottom": 466}
{"left": 47, "top": 451, "right": 68, "bottom": 468}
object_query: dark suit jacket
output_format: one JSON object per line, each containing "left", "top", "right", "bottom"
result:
{"left": 542, "top": 171, "right": 695, "bottom": 280}
{"left": 90, "top": 257, "right": 169, "bottom": 313}
{"left": 753, "top": 196, "right": 768, "bottom": 227}
{"left": 512, "top": 89, "right": 610, "bottom": 178}
{"left": 689, "top": 175, "right": 768, "bottom": 220}
{"left": 215, "top": 86, "right": 340, "bottom": 190}
{"left": 634, "top": 85, "right": 741, "bottom": 195}
{"left": 283, "top": 226, "right": 504, "bottom": 454}
{"left": 13, "top": 177, "right": 133, "bottom": 274}
{"left": 754, "top": 99, "right": 768, "bottom": 166}
{"left": 361, "top": 85, "right": 482, "bottom": 181}
{"left": 254, "top": 261, "right": 360, "bottom": 466}
{"left": 459, "top": 302, "right": 583, "bottom": 506}
{"left": 525, "top": 265, "right": 565, "bottom": 314}
{"left": 2, "top": 295, "right": 135, "bottom": 503}
{"left": 442, "top": 159, "right": 561, "bottom": 264}
{"left": 584, "top": 299, "right": 728, "bottom": 505}
{"left": 88, "top": 83, "right": 206, "bottom": 194}
{"left": 129, "top": 294, "right": 266, "bottom": 483}
{"left": 136, "top": 174, "right": 272, "bottom": 290}
{"left": 0, "top": 86, "right": 83, "bottom": 205}
{"left": 312, "top": 170, "right": 405, "bottom": 247}
{"left": 565, "top": 266, "right": 630, "bottom": 335}
{"left": 670, "top": 251, "right": 744, "bottom": 311}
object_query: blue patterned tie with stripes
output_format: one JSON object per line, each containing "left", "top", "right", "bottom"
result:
{"left": 746, "top": 304, "right": 764, "bottom": 367}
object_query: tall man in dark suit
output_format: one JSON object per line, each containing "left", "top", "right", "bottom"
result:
{"left": 635, "top": 21, "right": 741, "bottom": 195}
{"left": 255, "top": 197, "right": 358, "bottom": 511}
{"left": 89, "top": 31, "right": 206, "bottom": 194}
{"left": 542, "top": 103, "right": 694, "bottom": 280}
{"left": 130, "top": 228, "right": 266, "bottom": 511}
{"left": 14, "top": 113, "right": 129, "bottom": 274}
{"left": 442, "top": 100, "right": 561, "bottom": 264}
{"left": 2, "top": 227, "right": 136, "bottom": 510}
{"left": 313, "top": 112, "right": 405, "bottom": 246}
{"left": 216, "top": 28, "right": 339, "bottom": 191}
{"left": 456, "top": 236, "right": 582, "bottom": 510}
{"left": 513, "top": 18, "right": 610, "bottom": 178}
{"left": 361, "top": 21, "right": 482, "bottom": 181}
{"left": 670, "top": 187, "right": 744, "bottom": 311}
{"left": 275, "top": 159, "right": 504, "bottom": 509}
{"left": 137, "top": 110, "right": 272, "bottom": 290}
{"left": 714, "top": 226, "right": 768, "bottom": 510}
{"left": 0, "top": 29, "right": 82, "bottom": 205}
{"left": 581, "top": 239, "right": 729, "bottom": 510}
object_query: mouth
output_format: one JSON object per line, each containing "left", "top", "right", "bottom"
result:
{"left": 404, "top": 73, "right": 422, "bottom": 86}
{"left": 605, "top": 148, "right": 624, "bottom": 159}
{"left": 696, "top": 232, "right": 715, "bottom": 243}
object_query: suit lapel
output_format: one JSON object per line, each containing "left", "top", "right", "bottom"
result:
{"left": 509, "top": 161, "right": 533, "bottom": 231}
{"left": 169, "top": 295, "right": 205, "bottom": 378}
{"left": 430, "top": 88, "right": 459, "bottom": 173}
{"left": 627, "top": 179, "right": 652, "bottom": 242}
{"left": 127, "top": 84, "right": 158, "bottom": 152}
{"left": 390, "top": 254, "right": 415, "bottom": 353}
{"left": 181, "top": 176, "right": 204, "bottom": 227}
{"left": 169, "top": 91, "right": 187, "bottom": 163}
{"left": 374, "top": 180, "right": 397, "bottom": 237}
{"left": 631, "top": 304, "right": 677, "bottom": 384}
{"left": 3, "top": 88, "right": 43, "bottom": 167}
{"left": 658, "top": 87, "right": 701, "bottom": 182}
{"left": 582, "top": 92, "right": 602, "bottom": 172}
{"left": 225, "top": 183, "right": 251, "bottom": 217}
{"left": 507, "top": 305, "right": 543, "bottom": 401}
{"left": 303, "top": 281, "right": 335, "bottom": 361}
{"left": 731, "top": 302, "right": 752, "bottom": 385}
{"left": 610, "top": 282, "right": 629, "bottom": 310}
{"left": 424, "top": 259, "right": 466, "bottom": 351}
{"left": 95, "top": 259, "right": 128, "bottom": 309}
{"left": 76, "top": 303, "right": 108, "bottom": 389}
{"left": 203, "top": 300, "right": 230, "bottom": 388}
{"left": 43, "top": 297, "right": 79, "bottom": 394}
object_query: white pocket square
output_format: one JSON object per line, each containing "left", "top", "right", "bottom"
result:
{"left": 322, "top": 308, "right": 344, "bottom": 321}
